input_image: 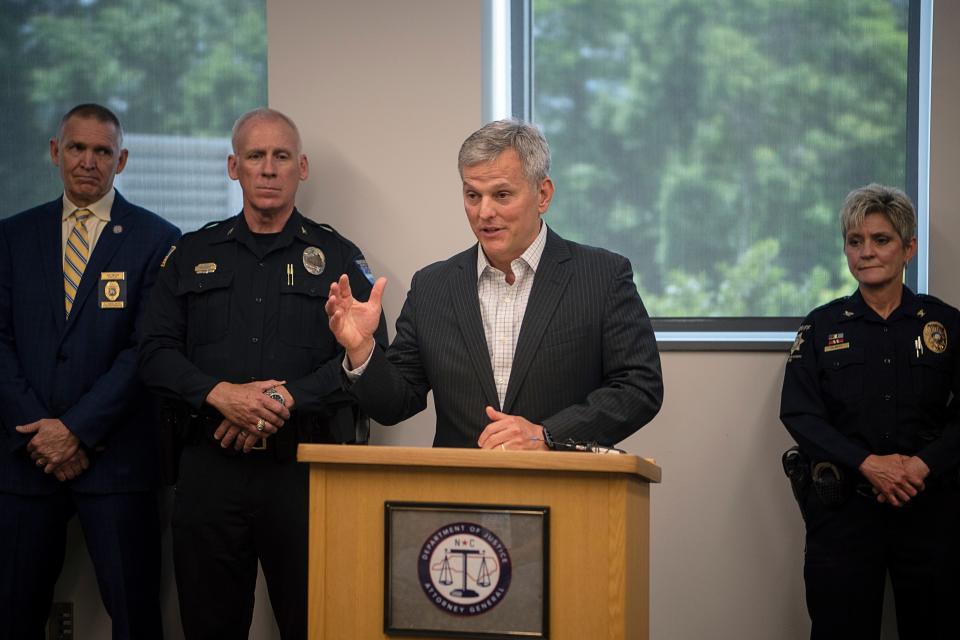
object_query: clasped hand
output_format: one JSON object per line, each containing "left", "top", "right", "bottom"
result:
{"left": 859, "top": 453, "right": 929, "bottom": 507}
{"left": 205, "top": 380, "right": 292, "bottom": 437}
{"left": 15, "top": 418, "right": 90, "bottom": 481}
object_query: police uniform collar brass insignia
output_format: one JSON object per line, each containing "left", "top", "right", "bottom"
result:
{"left": 194, "top": 262, "right": 217, "bottom": 274}
{"left": 302, "top": 246, "right": 325, "bottom": 275}
{"left": 300, "top": 225, "right": 308, "bottom": 235}
{"left": 922, "top": 321, "right": 947, "bottom": 354}
{"left": 842, "top": 310, "right": 854, "bottom": 317}
{"left": 917, "top": 308, "right": 926, "bottom": 318}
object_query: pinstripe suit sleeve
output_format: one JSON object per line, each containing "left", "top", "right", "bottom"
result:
{"left": 350, "top": 269, "right": 432, "bottom": 425}
{"left": 538, "top": 254, "right": 663, "bottom": 445}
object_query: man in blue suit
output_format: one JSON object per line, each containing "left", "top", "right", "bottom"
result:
{"left": 0, "top": 103, "right": 180, "bottom": 639}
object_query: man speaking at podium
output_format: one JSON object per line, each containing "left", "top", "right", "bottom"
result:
{"left": 326, "top": 119, "right": 663, "bottom": 450}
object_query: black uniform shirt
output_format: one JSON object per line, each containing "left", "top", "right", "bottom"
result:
{"left": 139, "top": 208, "right": 387, "bottom": 415}
{"left": 780, "top": 287, "right": 960, "bottom": 476}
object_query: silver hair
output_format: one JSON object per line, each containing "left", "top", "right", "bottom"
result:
{"left": 458, "top": 119, "right": 551, "bottom": 185}
{"left": 231, "top": 107, "right": 302, "bottom": 154}
{"left": 839, "top": 183, "right": 916, "bottom": 243}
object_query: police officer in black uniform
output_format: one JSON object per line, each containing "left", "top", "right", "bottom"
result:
{"left": 138, "top": 108, "right": 387, "bottom": 640}
{"left": 780, "top": 184, "right": 960, "bottom": 640}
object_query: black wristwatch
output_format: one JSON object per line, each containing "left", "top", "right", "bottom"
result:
{"left": 541, "top": 427, "right": 556, "bottom": 450}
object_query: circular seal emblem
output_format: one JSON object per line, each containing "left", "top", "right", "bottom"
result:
{"left": 302, "top": 246, "right": 326, "bottom": 275}
{"left": 417, "top": 522, "right": 512, "bottom": 617}
{"left": 104, "top": 281, "right": 121, "bottom": 302}
{"left": 923, "top": 321, "right": 948, "bottom": 354}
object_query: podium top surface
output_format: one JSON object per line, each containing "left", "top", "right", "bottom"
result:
{"left": 298, "top": 444, "right": 661, "bottom": 483}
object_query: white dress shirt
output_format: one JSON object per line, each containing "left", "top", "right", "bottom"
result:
{"left": 60, "top": 189, "right": 116, "bottom": 258}
{"left": 345, "top": 220, "right": 549, "bottom": 406}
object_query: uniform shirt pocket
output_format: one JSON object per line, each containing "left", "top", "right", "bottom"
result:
{"left": 909, "top": 353, "right": 952, "bottom": 408}
{"left": 177, "top": 271, "right": 233, "bottom": 345}
{"left": 818, "top": 346, "right": 865, "bottom": 403}
{"left": 279, "top": 279, "right": 329, "bottom": 348}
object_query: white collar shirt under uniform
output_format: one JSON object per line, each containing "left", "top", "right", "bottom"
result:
{"left": 60, "top": 189, "right": 115, "bottom": 257}
{"left": 476, "top": 221, "right": 548, "bottom": 406}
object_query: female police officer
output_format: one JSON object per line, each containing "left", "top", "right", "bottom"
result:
{"left": 780, "top": 184, "right": 960, "bottom": 639}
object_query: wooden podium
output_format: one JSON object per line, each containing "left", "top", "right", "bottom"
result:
{"left": 298, "top": 444, "right": 661, "bottom": 640}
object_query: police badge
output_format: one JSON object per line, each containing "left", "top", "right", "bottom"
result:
{"left": 922, "top": 321, "right": 948, "bottom": 354}
{"left": 302, "top": 246, "right": 325, "bottom": 275}
{"left": 99, "top": 271, "right": 126, "bottom": 309}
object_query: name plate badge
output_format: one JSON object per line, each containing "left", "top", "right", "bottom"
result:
{"left": 99, "top": 271, "right": 126, "bottom": 309}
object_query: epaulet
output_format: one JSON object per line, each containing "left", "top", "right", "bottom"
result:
{"left": 811, "top": 295, "right": 849, "bottom": 315}
{"left": 176, "top": 216, "right": 237, "bottom": 245}
{"left": 312, "top": 221, "right": 353, "bottom": 246}
{"left": 916, "top": 292, "right": 948, "bottom": 307}
{"left": 298, "top": 218, "right": 335, "bottom": 234}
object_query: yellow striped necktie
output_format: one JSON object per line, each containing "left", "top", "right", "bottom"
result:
{"left": 64, "top": 209, "right": 93, "bottom": 318}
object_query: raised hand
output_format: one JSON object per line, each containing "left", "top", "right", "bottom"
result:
{"left": 325, "top": 274, "right": 386, "bottom": 367}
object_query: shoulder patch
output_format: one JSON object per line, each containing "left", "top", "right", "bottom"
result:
{"left": 788, "top": 324, "right": 811, "bottom": 362}
{"left": 355, "top": 257, "right": 375, "bottom": 285}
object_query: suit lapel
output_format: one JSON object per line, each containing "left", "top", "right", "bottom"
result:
{"left": 450, "top": 247, "right": 500, "bottom": 410}
{"left": 503, "top": 231, "right": 571, "bottom": 413}
{"left": 65, "top": 194, "right": 134, "bottom": 327}
{"left": 38, "top": 200, "right": 67, "bottom": 332}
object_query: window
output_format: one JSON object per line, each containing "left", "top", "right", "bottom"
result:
{"left": 485, "top": 0, "right": 930, "bottom": 348}
{"left": 0, "top": 0, "right": 267, "bottom": 232}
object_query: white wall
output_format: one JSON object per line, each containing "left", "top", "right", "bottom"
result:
{"left": 54, "top": 1, "right": 960, "bottom": 638}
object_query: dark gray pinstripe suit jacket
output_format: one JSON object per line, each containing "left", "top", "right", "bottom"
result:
{"left": 351, "top": 228, "right": 663, "bottom": 447}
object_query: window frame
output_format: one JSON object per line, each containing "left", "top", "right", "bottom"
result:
{"left": 483, "top": 0, "right": 932, "bottom": 350}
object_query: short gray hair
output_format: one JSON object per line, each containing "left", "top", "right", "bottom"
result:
{"left": 57, "top": 103, "right": 124, "bottom": 147}
{"left": 231, "top": 107, "right": 302, "bottom": 154}
{"left": 839, "top": 183, "right": 916, "bottom": 243}
{"left": 458, "top": 119, "right": 551, "bottom": 186}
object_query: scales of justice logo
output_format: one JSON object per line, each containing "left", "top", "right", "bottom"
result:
{"left": 418, "top": 522, "right": 512, "bottom": 616}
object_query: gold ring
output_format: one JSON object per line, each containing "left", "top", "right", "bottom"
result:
{"left": 500, "top": 443, "right": 506, "bottom": 451}
{"left": 256, "top": 419, "right": 266, "bottom": 432}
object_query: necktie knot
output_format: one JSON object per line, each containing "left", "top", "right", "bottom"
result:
{"left": 72, "top": 208, "right": 93, "bottom": 225}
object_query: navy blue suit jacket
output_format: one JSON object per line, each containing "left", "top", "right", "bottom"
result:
{"left": 0, "top": 192, "right": 180, "bottom": 494}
